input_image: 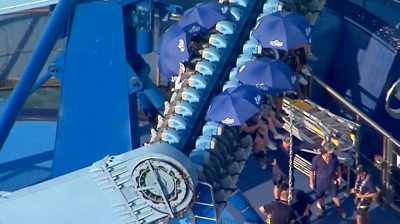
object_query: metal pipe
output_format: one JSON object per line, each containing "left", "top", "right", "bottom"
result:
{"left": 311, "top": 75, "right": 400, "bottom": 148}
{"left": 0, "top": 0, "right": 78, "bottom": 150}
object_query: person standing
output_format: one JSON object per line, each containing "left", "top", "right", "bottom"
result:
{"left": 259, "top": 183, "right": 297, "bottom": 224}
{"left": 272, "top": 135, "right": 320, "bottom": 200}
{"left": 352, "top": 164, "right": 376, "bottom": 224}
{"left": 309, "top": 142, "right": 346, "bottom": 218}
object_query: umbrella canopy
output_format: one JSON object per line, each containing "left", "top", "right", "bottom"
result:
{"left": 158, "top": 24, "right": 191, "bottom": 81}
{"left": 236, "top": 57, "right": 297, "bottom": 95}
{"left": 251, "top": 11, "right": 311, "bottom": 51}
{"left": 179, "top": 1, "right": 227, "bottom": 35}
{"left": 205, "top": 85, "right": 264, "bottom": 126}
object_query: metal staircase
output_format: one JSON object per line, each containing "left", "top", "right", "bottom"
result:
{"left": 281, "top": 97, "right": 359, "bottom": 181}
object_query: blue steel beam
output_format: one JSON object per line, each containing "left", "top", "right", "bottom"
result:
{"left": 0, "top": 0, "right": 77, "bottom": 150}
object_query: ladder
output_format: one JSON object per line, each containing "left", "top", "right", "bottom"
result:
{"left": 281, "top": 97, "right": 359, "bottom": 178}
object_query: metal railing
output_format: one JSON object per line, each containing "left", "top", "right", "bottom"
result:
{"left": 310, "top": 75, "right": 400, "bottom": 212}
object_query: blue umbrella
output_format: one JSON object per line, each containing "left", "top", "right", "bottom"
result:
{"left": 158, "top": 24, "right": 191, "bottom": 81}
{"left": 236, "top": 57, "right": 297, "bottom": 95}
{"left": 251, "top": 11, "right": 311, "bottom": 50}
{"left": 205, "top": 85, "right": 264, "bottom": 126}
{"left": 179, "top": 1, "right": 227, "bottom": 35}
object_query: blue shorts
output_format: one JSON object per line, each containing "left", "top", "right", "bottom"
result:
{"left": 315, "top": 179, "right": 338, "bottom": 199}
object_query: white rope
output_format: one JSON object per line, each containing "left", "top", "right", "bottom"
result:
{"left": 288, "top": 99, "right": 294, "bottom": 204}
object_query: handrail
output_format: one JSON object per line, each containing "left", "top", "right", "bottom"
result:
{"left": 311, "top": 75, "right": 400, "bottom": 148}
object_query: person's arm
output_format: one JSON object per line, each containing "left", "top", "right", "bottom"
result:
{"left": 334, "top": 156, "right": 342, "bottom": 185}
{"left": 356, "top": 192, "right": 377, "bottom": 200}
{"left": 309, "top": 157, "right": 317, "bottom": 189}
{"left": 259, "top": 203, "right": 272, "bottom": 214}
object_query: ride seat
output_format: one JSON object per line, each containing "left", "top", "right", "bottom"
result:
{"left": 195, "top": 60, "right": 216, "bottom": 76}
{"left": 208, "top": 33, "right": 229, "bottom": 49}
{"left": 222, "top": 80, "right": 240, "bottom": 92}
{"left": 215, "top": 20, "right": 236, "bottom": 35}
{"left": 201, "top": 46, "right": 222, "bottom": 62}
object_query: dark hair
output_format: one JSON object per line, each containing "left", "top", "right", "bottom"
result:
{"left": 280, "top": 183, "right": 290, "bottom": 192}
{"left": 321, "top": 142, "right": 336, "bottom": 154}
{"left": 356, "top": 164, "right": 366, "bottom": 174}
{"left": 282, "top": 135, "right": 290, "bottom": 143}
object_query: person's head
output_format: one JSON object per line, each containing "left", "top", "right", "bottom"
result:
{"left": 282, "top": 135, "right": 290, "bottom": 150}
{"left": 320, "top": 142, "right": 336, "bottom": 159}
{"left": 356, "top": 164, "right": 367, "bottom": 178}
{"left": 279, "top": 183, "right": 290, "bottom": 201}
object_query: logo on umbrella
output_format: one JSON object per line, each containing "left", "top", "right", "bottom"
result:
{"left": 269, "top": 39, "right": 283, "bottom": 47}
{"left": 305, "top": 27, "right": 311, "bottom": 37}
{"left": 239, "top": 65, "right": 246, "bottom": 72}
{"left": 222, "top": 117, "right": 235, "bottom": 125}
{"left": 256, "top": 83, "right": 268, "bottom": 91}
{"left": 189, "top": 25, "right": 201, "bottom": 34}
{"left": 291, "top": 75, "right": 297, "bottom": 84}
{"left": 178, "top": 39, "right": 186, "bottom": 52}
{"left": 255, "top": 95, "right": 261, "bottom": 105}
{"left": 221, "top": 6, "right": 229, "bottom": 14}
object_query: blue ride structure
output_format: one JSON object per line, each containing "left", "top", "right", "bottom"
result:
{"left": 1, "top": 0, "right": 400, "bottom": 223}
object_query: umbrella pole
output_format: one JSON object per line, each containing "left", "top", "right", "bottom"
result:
{"left": 288, "top": 98, "right": 294, "bottom": 204}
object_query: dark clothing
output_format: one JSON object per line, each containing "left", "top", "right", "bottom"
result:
{"left": 263, "top": 201, "right": 296, "bottom": 224}
{"left": 291, "top": 189, "right": 314, "bottom": 216}
{"left": 311, "top": 154, "right": 340, "bottom": 198}
{"left": 294, "top": 48, "right": 307, "bottom": 66}
{"left": 315, "top": 181, "right": 338, "bottom": 198}
{"left": 354, "top": 174, "right": 376, "bottom": 215}
{"left": 311, "top": 154, "right": 339, "bottom": 182}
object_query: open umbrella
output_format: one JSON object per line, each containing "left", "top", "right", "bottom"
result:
{"left": 179, "top": 1, "right": 227, "bottom": 35}
{"left": 158, "top": 24, "right": 191, "bottom": 81}
{"left": 205, "top": 85, "right": 264, "bottom": 126}
{"left": 251, "top": 11, "right": 311, "bottom": 51}
{"left": 236, "top": 57, "right": 297, "bottom": 95}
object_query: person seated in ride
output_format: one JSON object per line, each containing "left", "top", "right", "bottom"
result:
{"left": 172, "top": 62, "right": 196, "bottom": 91}
{"left": 352, "top": 164, "right": 376, "bottom": 224}
{"left": 259, "top": 183, "right": 297, "bottom": 224}
{"left": 278, "top": 50, "right": 307, "bottom": 101}
{"left": 271, "top": 135, "right": 321, "bottom": 200}
{"left": 241, "top": 112, "right": 276, "bottom": 169}
{"left": 261, "top": 94, "right": 284, "bottom": 141}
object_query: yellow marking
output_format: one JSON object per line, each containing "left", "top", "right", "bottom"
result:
{"left": 291, "top": 99, "right": 315, "bottom": 112}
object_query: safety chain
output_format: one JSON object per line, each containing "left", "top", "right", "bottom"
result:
{"left": 288, "top": 99, "right": 294, "bottom": 204}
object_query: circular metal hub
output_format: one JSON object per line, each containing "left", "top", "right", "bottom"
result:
{"left": 132, "top": 159, "right": 191, "bottom": 213}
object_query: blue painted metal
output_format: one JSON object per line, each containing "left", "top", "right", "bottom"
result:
{"left": 52, "top": 1, "right": 135, "bottom": 176}
{"left": 0, "top": 0, "right": 76, "bottom": 150}
{"left": 0, "top": 143, "right": 198, "bottom": 223}
{"left": 135, "top": 1, "right": 153, "bottom": 54}
{"left": 229, "top": 190, "right": 263, "bottom": 223}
